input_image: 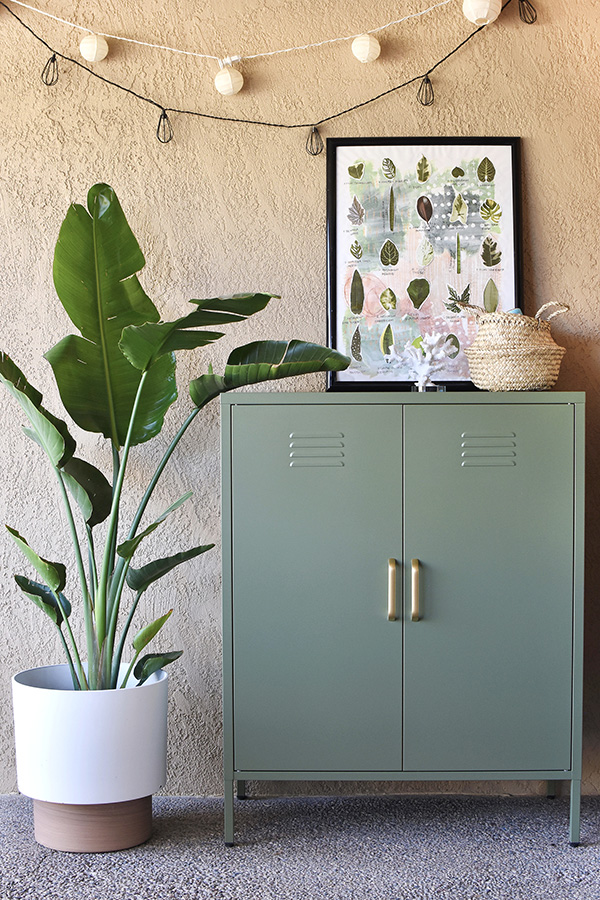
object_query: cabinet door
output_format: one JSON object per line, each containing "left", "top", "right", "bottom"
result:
{"left": 229, "top": 403, "right": 403, "bottom": 772}
{"left": 403, "top": 403, "right": 574, "bottom": 772}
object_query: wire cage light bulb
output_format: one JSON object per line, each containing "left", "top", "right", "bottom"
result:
{"left": 41, "top": 54, "right": 59, "bottom": 86}
{"left": 351, "top": 34, "right": 381, "bottom": 63}
{"left": 80, "top": 34, "right": 109, "bottom": 62}
{"left": 462, "top": 0, "right": 502, "bottom": 26}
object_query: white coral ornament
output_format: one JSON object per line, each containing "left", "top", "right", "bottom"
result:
{"left": 398, "top": 332, "right": 456, "bottom": 390}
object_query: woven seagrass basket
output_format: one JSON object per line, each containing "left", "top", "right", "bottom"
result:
{"left": 459, "top": 301, "right": 568, "bottom": 392}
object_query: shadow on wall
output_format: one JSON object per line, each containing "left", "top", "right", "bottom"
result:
{"left": 556, "top": 337, "right": 600, "bottom": 792}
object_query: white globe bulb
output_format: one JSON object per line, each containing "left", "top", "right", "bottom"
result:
{"left": 462, "top": 0, "right": 502, "bottom": 26}
{"left": 214, "top": 67, "right": 244, "bottom": 96}
{"left": 79, "top": 34, "right": 109, "bottom": 63}
{"left": 351, "top": 34, "right": 381, "bottom": 64}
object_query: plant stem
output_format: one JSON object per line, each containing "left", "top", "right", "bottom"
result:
{"left": 106, "top": 445, "right": 120, "bottom": 581}
{"left": 86, "top": 525, "right": 97, "bottom": 608}
{"left": 55, "top": 592, "right": 88, "bottom": 689}
{"left": 131, "top": 407, "right": 200, "bottom": 537}
{"left": 120, "top": 649, "right": 141, "bottom": 689}
{"left": 111, "top": 590, "right": 144, "bottom": 686}
{"left": 57, "top": 627, "right": 81, "bottom": 690}
{"left": 96, "top": 370, "right": 149, "bottom": 686}
{"left": 54, "top": 470, "right": 94, "bottom": 686}
{"left": 105, "top": 406, "right": 201, "bottom": 675}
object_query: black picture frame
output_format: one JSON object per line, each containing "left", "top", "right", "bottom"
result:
{"left": 326, "top": 136, "right": 523, "bottom": 390}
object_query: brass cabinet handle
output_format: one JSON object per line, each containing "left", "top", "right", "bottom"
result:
{"left": 388, "top": 558, "right": 397, "bottom": 621}
{"left": 411, "top": 558, "right": 420, "bottom": 621}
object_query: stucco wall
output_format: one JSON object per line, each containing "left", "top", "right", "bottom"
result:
{"left": 1, "top": 0, "right": 599, "bottom": 798}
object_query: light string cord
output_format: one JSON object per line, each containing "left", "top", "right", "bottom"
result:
{"left": 6, "top": 0, "right": 454, "bottom": 64}
{"left": 0, "top": 0, "right": 518, "bottom": 132}
{"left": 1, "top": 2, "right": 165, "bottom": 113}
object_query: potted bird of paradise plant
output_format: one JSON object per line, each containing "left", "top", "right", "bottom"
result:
{"left": 2, "top": 183, "right": 348, "bottom": 852}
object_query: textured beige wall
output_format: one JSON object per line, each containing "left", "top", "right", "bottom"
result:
{"left": 1, "top": 0, "right": 600, "bottom": 798}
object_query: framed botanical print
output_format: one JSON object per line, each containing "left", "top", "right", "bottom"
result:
{"left": 326, "top": 136, "right": 522, "bottom": 389}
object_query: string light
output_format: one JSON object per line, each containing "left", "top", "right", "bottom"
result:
{"left": 79, "top": 34, "right": 109, "bottom": 63}
{"left": 41, "top": 52, "right": 58, "bottom": 86}
{"left": 3, "top": 0, "right": 536, "bottom": 151}
{"left": 519, "top": 0, "right": 537, "bottom": 23}
{"left": 156, "top": 109, "right": 174, "bottom": 143}
{"left": 7, "top": 0, "right": 454, "bottom": 65}
{"left": 306, "top": 126, "right": 324, "bottom": 156}
{"left": 214, "top": 58, "right": 244, "bottom": 95}
{"left": 417, "top": 74, "right": 434, "bottom": 106}
{"left": 462, "top": 0, "right": 502, "bottom": 26}
{"left": 351, "top": 34, "right": 381, "bottom": 64}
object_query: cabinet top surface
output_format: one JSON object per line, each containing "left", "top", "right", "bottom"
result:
{"left": 221, "top": 391, "right": 585, "bottom": 407}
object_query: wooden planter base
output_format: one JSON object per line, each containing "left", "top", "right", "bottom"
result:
{"left": 33, "top": 796, "right": 152, "bottom": 852}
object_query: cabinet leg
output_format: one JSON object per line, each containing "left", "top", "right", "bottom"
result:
{"left": 546, "top": 780, "right": 559, "bottom": 799}
{"left": 224, "top": 779, "right": 235, "bottom": 846}
{"left": 569, "top": 779, "right": 581, "bottom": 847}
{"left": 237, "top": 779, "right": 247, "bottom": 800}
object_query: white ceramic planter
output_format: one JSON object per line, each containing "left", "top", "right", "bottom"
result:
{"left": 12, "top": 664, "right": 168, "bottom": 851}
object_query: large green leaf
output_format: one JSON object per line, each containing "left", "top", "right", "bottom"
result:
{"left": 14, "top": 575, "right": 71, "bottom": 626}
{"left": 134, "top": 650, "right": 183, "bottom": 685}
{"left": 7, "top": 527, "right": 66, "bottom": 592}
{"left": 48, "top": 184, "right": 177, "bottom": 447}
{"left": 126, "top": 544, "right": 214, "bottom": 595}
{"left": 62, "top": 457, "right": 113, "bottom": 527}
{"left": 0, "top": 352, "right": 75, "bottom": 467}
{"left": 132, "top": 610, "right": 173, "bottom": 653}
{"left": 189, "top": 341, "right": 350, "bottom": 410}
{"left": 119, "top": 293, "right": 276, "bottom": 372}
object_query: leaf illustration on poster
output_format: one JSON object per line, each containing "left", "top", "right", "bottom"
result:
{"left": 416, "top": 196, "right": 433, "bottom": 224}
{"left": 380, "top": 288, "right": 397, "bottom": 310}
{"left": 380, "top": 324, "right": 394, "bottom": 356}
{"left": 329, "top": 139, "right": 520, "bottom": 386}
{"left": 481, "top": 235, "right": 502, "bottom": 267}
{"left": 350, "top": 269, "right": 364, "bottom": 313}
{"left": 351, "top": 326, "right": 362, "bottom": 360}
{"left": 483, "top": 278, "right": 499, "bottom": 311}
{"left": 450, "top": 193, "right": 468, "bottom": 225}
{"left": 407, "top": 278, "right": 430, "bottom": 309}
{"left": 380, "top": 240, "right": 399, "bottom": 267}
{"left": 416, "top": 155, "right": 431, "bottom": 183}
{"left": 477, "top": 157, "right": 496, "bottom": 182}
{"left": 446, "top": 284, "right": 470, "bottom": 314}
{"left": 347, "top": 196, "right": 365, "bottom": 225}
{"left": 480, "top": 198, "right": 502, "bottom": 225}
{"left": 382, "top": 158, "right": 396, "bottom": 179}
{"left": 446, "top": 333, "right": 460, "bottom": 358}
{"left": 416, "top": 237, "right": 434, "bottom": 267}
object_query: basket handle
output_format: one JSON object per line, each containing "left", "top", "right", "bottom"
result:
{"left": 535, "top": 301, "right": 569, "bottom": 322}
{"left": 456, "top": 301, "right": 485, "bottom": 316}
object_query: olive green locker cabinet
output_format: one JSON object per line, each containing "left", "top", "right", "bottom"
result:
{"left": 221, "top": 393, "right": 584, "bottom": 845}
